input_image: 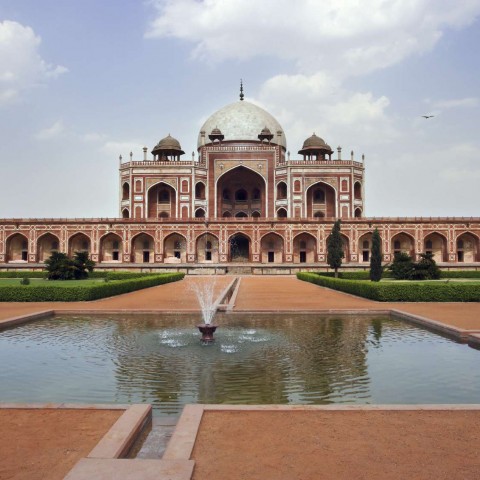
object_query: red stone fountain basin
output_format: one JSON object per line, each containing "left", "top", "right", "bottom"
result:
{"left": 197, "top": 324, "right": 218, "bottom": 343}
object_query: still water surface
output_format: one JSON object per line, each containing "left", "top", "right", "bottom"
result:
{"left": 0, "top": 313, "right": 479, "bottom": 415}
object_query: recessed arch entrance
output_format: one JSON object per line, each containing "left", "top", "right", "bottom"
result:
{"left": 456, "top": 232, "right": 479, "bottom": 262}
{"left": 147, "top": 182, "right": 176, "bottom": 219}
{"left": 100, "top": 233, "right": 123, "bottom": 262}
{"left": 358, "top": 232, "right": 373, "bottom": 263}
{"left": 229, "top": 233, "right": 250, "bottom": 262}
{"left": 424, "top": 232, "right": 448, "bottom": 262}
{"left": 131, "top": 233, "right": 154, "bottom": 263}
{"left": 391, "top": 232, "right": 415, "bottom": 258}
{"left": 6, "top": 233, "right": 28, "bottom": 262}
{"left": 164, "top": 233, "right": 187, "bottom": 263}
{"left": 293, "top": 233, "right": 316, "bottom": 263}
{"left": 306, "top": 182, "right": 336, "bottom": 217}
{"left": 196, "top": 233, "right": 219, "bottom": 262}
{"left": 68, "top": 233, "right": 91, "bottom": 257}
{"left": 260, "top": 233, "right": 284, "bottom": 263}
{"left": 37, "top": 233, "right": 60, "bottom": 262}
{"left": 216, "top": 166, "right": 266, "bottom": 218}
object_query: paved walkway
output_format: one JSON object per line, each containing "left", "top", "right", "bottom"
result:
{"left": 1, "top": 275, "right": 480, "bottom": 332}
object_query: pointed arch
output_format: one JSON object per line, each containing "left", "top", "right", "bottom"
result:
{"left": 100, "top": 232, "right": 123, "bottom": 262}
{"left": 306, "top": 182, "right": 336, "bottom": 217}
{"left": 195, "top": 181, "right": 206, "bottom": 200}
{"left": 293, "top": 232, "right": 316, "bottom": 263}
{"left": 122, "top": 182, "right": 130, "bottom": 201}
{"left": 122, "top": 208, "right": 130, "bottom": 219}
{"left": 131, "top": 232, "right": 154, "bottom": 263}
{"left": 164, "top": 232, "right": 187, "bottom": 263}
{"left": 196, "top": 233, "right": 219, "bottom": 263}
{"left": 358, "top": 232, "right": 373, "bottom": 263}
{"left": 391, "top": 232, "right": 415, "bottom": 258}
{"left": 455, "top": 231, "right": 479, "bottom": 262}
{"left": 229, "top": 232, "right": 251, "bottom": 262}
{"left": 276, "top": 181, "right": 287, "bottom": 200}
{"left": 147, "top": 181, "right": 177, "bottom": 219}
{"left": 423, "top": 231, "right": 448, "bottom": 262}
{"left": 6, "top": 233, "right": 29, "bottom": 262}
{"left": 37, "top": 233, "right": 60, "bottom": 262}
{"left": 260, "top": 232, "right": 284, "bottom": 264}
{"left": 68, "top": 232, "right": 91, "bottom": 257}
{"left": 216, "top": 165, "right": 266, "bottom": 218}
{"left": 195, "top": 208, "right": 206, "bottom": 218}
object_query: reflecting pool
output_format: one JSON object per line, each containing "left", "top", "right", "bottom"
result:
{"left": 1, "top": 313, "right": 479, "bottom": 416}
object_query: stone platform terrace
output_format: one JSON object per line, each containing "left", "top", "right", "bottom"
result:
{"left": 2, "top": 275, "right": 480, "bottom": 479}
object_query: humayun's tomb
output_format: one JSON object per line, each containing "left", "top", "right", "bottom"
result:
{"left": 0, "top": 86, "right": 479, "bottom": 273}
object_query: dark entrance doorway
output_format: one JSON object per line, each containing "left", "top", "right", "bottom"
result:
{"left": 230, "top": 234, "right": 250, "bottom": 262}
{"left": 143, "top": 251, "right": 150, "bottom": 263}
{"left": 299, "top": 251, "right": 307, "bottom": 263}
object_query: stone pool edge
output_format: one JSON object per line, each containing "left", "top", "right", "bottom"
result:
{"left": 2, "top": 307, "right": 480, "bottom": 349}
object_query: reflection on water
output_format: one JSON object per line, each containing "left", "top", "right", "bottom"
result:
{"left": 0, "top": 313, "right": 479, "bottom": 416}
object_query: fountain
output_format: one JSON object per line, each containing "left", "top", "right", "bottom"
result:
{"left": 191, "top": 278, "right": 218, "bottom": 343}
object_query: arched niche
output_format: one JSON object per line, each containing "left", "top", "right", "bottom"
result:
{"left": 277, "top": 208, "right": 287, "bottom": 219}
{"left": 100, "top": 233, "right": 122, "bottom": 262}
{"left": 195, "top": 182, "right": 206, "bottom": 200}
{"left": 229, "top": 233, "right": 250, "bottom": 262}
{"left": 358, "top": 232, "right": 373, "bottom": 263}
{"left": 37, "top": 233, "right": 60, "bottom": 262}
{"left": 354, "top": 182, "right": 362, "bottom": 200}
{"left": 456, "top": 232, "right": 479, "bottom": 263}
{"left": 306, "top": 182, "right": 336, "bottom": 217}
{"left": 6, "top": 233, "right": 28, "bottom": 262}
{"left": 293, "top": 233, "right": 316, "bottom": 263}
{"left": 354, "top": 208, "right": 362, "bottom": 218}
{"left": 122, "top": 182, "right": 130, "bottom": 201}
{"left": 277, "top": 181, "right": 287, "bottom": 200}
{"left": 260, "top": 233, "right": 284, "bottom": 264}
{"left": 68, "top": 233, "right": 91, "bottom": 257}
{"left": 196, "top": 233, "right": 219, "bottom": 263}
{"left": 195, "top": 208, "right": 206, "bottom": 218}
{"left": 216, "top": 166, "right": 266, "bottom": 218}
{"left": 131, "top": 233, "right": 154, "bottom": 263}
{"left": 147, "top": 182, "right": 176, "bottom": 218}
{"left": 122, "top": 208, "right": 130, "bottom": 219}
{"left": 164, "top": 233, "right": 187, "bottom": 263}
{"left": 424, "top": 232, "right": 448, "bottom": 262}
{"left": 391, "top": 232, "right": 415, "bottom": 258}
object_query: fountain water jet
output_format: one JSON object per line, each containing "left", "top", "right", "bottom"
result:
{"left": 191, "top": 278, "right": 218, "bottom": 343}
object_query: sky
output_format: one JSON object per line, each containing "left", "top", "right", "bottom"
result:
{"left": 0, "top": 0, "right": 479, "bottom": 218}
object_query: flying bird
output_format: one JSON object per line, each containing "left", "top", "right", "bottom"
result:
{"left": 421, "top": 115, "right": 434, "bottom": 119}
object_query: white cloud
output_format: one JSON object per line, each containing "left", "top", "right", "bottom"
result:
{"left": 0, "top": 20, "right": 67, "bottom": 105}
{"left": 147, "top": 0, "right": 480, "bottom": 76}
{"left": 432, "top": 97, "right": 479, "bottom": 109}
{"left": 102, "top": 141, "right": 146, "bottom": 159}
{"left": 34, "top": 120, "right": 64, "bottom": 140}
{"left": 256, "top": 73, "right": 396, "bottom": 153}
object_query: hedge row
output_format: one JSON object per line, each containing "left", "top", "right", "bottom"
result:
{"left": 0, "top": 273, "right": 185, "bottom": 302}
{"left": 297, "top": 272, "right": 480, "bottom": 302}
{"left": 314, "top": 271, "right": 393, "bottom": 280}
{"left": 0, "top": 270, "right": 183, "bottom": 280}
{"left": 440, "top": 270, "right": 480, "bottom": 279}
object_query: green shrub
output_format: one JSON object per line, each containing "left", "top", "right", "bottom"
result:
{"left": 20, "top": 277, "right": 30, "bottom": 285}
{"left": 297, "top": 272, "right": 480, "bottom": 302}
{"left": 440, "top": 270, "right": 480, "bottom": 279}
{"left": 388, "top": 252, "right": 415, "bottom": 280}
{"left": 0, "top": 273, "right": 184, "bottom": 302}
{"left": 0, "top": 271, "right": 47, "bottom": 279}
{"left": 412, "top": 253, "right": 441, "bottom": 280}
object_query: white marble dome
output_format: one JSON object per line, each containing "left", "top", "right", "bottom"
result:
{"left": 198, "top": 100, "right": 287, "bottom": 149}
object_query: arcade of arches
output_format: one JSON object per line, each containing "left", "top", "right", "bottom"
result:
{"left": 3, "top": 225, "right": 478, "bottom": 265}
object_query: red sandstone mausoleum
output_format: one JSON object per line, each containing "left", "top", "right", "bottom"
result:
{"left": 1, "top": 88, "right": 478, "bottom": 273}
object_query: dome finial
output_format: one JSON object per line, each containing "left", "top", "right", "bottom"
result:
{"left": 240, "top": 79, "right": 244, "bottom": 101}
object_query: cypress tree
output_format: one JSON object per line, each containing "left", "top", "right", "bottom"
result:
{"left": 327, "top": 220, "right": 344, "bottom": 278}
{"left": 369, "top": 228, "right": 383, "bottom": 282}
